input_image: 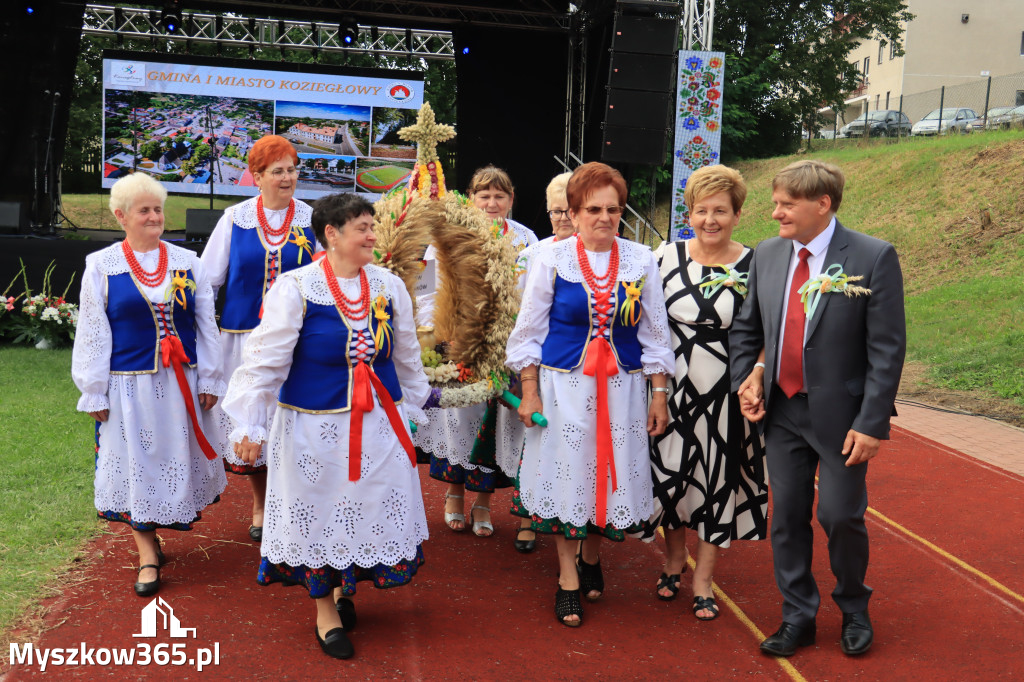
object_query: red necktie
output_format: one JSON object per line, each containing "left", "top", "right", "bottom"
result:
{"left": 778, "top": 248, "right": 811, "bottom": 398}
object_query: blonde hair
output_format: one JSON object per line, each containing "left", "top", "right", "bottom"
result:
{"left": 109, "top": 173, "right": 168, "bottom": 219}
{"left": 684, "top": 165, "right": 747, "bottom": 213}
{"left": 467, "top": 165, "right": 514, "bottom": 196}
{"left": 545, "top": 172, "right": 572, "bottom": 209}
{"left": 772, "top": 160, "right": 844, "bottom": 213}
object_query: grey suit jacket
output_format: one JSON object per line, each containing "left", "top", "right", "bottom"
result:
{"left": 729, "top": 221, "right": 906, "bottom": 456}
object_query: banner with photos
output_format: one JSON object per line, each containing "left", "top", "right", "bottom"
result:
{"left": 669, "top": 51, "right": 725, "bottom": 241}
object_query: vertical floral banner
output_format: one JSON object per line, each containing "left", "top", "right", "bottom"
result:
{"left": 670, "top": 51, "right": 725, "bottom": 241}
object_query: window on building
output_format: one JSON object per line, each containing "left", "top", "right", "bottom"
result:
{"left": 876, "top": 94, "right": 881, "bottom": 109}
{"left": 863, "top": 57, "right": 870, "bottom": 79}
{"left": 879, "top": 41, "right": 885, "bottom": 64}
{"left": 886, "top": 91, "right": 891, "bottom": 108}
{"left": 890, "top": 41, "right": 897, "bottom": 59}
{"left": 1020, "top": 31, "right": 1024, "bottom": 56}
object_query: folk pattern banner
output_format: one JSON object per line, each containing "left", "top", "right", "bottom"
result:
{"left": 669, "top": 51, "right": 725, "bottom": 241}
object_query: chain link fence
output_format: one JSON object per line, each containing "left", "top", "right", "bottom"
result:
{"left": 811, "top": 70, "right": 1024, "bottom": 146}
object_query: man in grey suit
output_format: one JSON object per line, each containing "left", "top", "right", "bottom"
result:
{"left": 730, "top": 160, "right": 905, "bottom": 657}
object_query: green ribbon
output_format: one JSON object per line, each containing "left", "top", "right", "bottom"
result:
{"left": 697, "top": 266, "right": 748, "bottom": 299}
{"left": 797, "top": 263, "right": 851, "bottom": 318}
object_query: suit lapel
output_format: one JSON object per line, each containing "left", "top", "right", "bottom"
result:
{"left": 806, "top": 221, "right": 850, "bottom": 341}
{"left": 761, "top": 238, "right": 792, "bottom": 343}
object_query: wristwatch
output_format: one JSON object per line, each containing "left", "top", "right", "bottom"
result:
{"left": 651, "top": 387, "right": 672, "bottom": 394}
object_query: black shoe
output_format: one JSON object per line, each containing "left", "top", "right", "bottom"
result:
{"left": 248, "top": 525, "right": 263, "bottom": 542}
{"left": 840, "top": 611, "right": 873, "bottom": 656}
{"left": 759, "top": 622, "right": 816, "bottom": 656}
{"left": 335, "top": 597, "right": 357, "bottom": 632}
{"left": 315, "top": 626, "right": 354, "bottom": 660}
{"left": 513, "top": 527, "right": 536, "bottom": 554}
{"left": 554, "top": 587, "right": 583, "bottom": 628}
{"left": 576, "top": 549, "right": 604, "bottom": 602}
{"left": 134, "top": 564, "right": 161, "bottom": 597}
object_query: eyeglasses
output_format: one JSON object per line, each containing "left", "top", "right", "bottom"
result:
{"left": 547, "top": 209, "right": 570, "bottom": 219}
{"left": 581, "top": 205, "right": 624, "bottom": 217}
{"left": 266, "top": 167, "right": 298, "bottom": 178}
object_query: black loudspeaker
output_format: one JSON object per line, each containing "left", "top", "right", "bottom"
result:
{"left": 185, "top": 208, "right": 222, "bottom": 242}
{"left": 608, "top": 52, "right": 676, "bottom": 92}
{"left": 600, "top": 6, "right": 679, "bottom": 166}
{"left": 0, "top": 201, "right": 28, "bottom": 234}
{"left": 602, "top": 126, "right": 670, "bottom": 165}
{"left": 611, "top": 15, "right": 679, "bottom": 55}
{"left": 605, "top": 90, "right": 673, "bottom": 129}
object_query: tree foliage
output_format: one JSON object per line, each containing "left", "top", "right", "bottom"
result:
{"left": 715, "top": 0, "right": 914, "bottom": 159}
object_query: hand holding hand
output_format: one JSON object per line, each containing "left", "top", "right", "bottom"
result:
{"left": 842, "top": 429, "right": 881, "bottom": 466}
{"left": 234, "top": 436, "right": 263, "bottom": 465}
{"left": 199, "top": 393, "right": 218, "bottom": 411}
{"left": 737, "top": 370, "right": 766, "bottom": 423}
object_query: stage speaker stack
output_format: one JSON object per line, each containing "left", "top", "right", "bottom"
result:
{"left": 0, "top": 201, "right": 28, "bottom": 235}
{"left": 600, "top": 2, "right": 680, "bottom": 165}
{"left": 184, "top": 209, "right": 223, "bottom": 243}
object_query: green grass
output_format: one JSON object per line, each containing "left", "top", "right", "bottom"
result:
{"left": 729, "top": 129, "right": 1024, "bottom": 407}
{"left": 62, "top": 193, "right": 237, "bottom": 232}
{"left": 0, "top": 348, "right": 102, "bottom": 639}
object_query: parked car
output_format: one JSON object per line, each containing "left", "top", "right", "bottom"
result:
{"left": 911, "top": 107, "right": 978, "bottom": 135}
{"left": 966, "top": 106, "right": 1016, "bottom": 132}
{"left": 1000, "top": 104, "right": 1024, "bottom": 129}
{"left": 839, "top": 110, "right": 912, "bottom": 137}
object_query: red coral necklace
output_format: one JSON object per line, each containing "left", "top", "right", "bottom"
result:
{"left": 322, "top": 257, "right": 370, "bottom": 320}
{"left": 576, "top": 236, "right": 619, "bottom": 296}
{"left": 257, "top": 195, "right": 295, "bottom": 246}
{"left": 122, "top": 240, "right": 167, "bottom": 287}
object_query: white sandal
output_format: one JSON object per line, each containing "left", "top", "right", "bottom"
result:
{"left": 469, "top": 505, "right": 494, "bottom": 537}
{"left": 444, "top": 493, "right": 465, "bottom": 532}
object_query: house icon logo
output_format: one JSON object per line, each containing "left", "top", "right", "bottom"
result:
{"left": 133, "top": 597, "right": 197, "bottom": 639}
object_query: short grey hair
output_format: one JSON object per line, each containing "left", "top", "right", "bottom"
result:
{"left": 109, "top": 173, "right": 168, "bottom": 219}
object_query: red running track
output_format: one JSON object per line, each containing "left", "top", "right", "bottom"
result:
{"left": 4, "top": 424, "right": 1023, "bottom": 680}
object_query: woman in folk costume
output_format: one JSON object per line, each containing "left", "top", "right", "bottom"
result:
{"left": 72, "top": 173, "right": 226, "bottom": 597}
{"left": 506, "top": 162, "right": 674, "bottom": 627}
{"left": 223, "top": 193, "right": 430, "bottom": 660}
{"left": 415, "top": 165, "right": 538, "bottom": 537}
{"left": 201, "top": 135, "right": 317, "bottom": 543}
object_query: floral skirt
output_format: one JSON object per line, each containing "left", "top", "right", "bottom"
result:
{"left": 257, "top": 546, "right": 425, "bottom": 598}
{"left": 97, "top": 501, "right": 218, "bottom": 532}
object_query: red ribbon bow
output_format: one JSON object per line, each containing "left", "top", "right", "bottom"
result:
{"left": 160, "top": 335, "right": 218, "bottom": 461}
{"left": 582, "top": 335, "right": 619, "bottom": 527}
{"left": 347, "top": 361, "right": 417, "bottom": 482}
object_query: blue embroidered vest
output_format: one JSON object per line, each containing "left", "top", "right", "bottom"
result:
{"left": 107, "top": 270, "right": 198, "bottom": 373}
{"left": 220, "top": 222, "right": 313, "bottom": 333}
{"left": 540, "top": 276, "right": 643, "bottom": 373}
{"left": 278, "top": 296, "right": 403, "bottom": 412}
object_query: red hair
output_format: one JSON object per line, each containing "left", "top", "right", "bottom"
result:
{"left": 566, "top": 162, "right": 627, "bottom": 212}
{"left": 248, "top": 135, "right": 299, "bottom": 174}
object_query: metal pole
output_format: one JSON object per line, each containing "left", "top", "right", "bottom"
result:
{"left": 982, "top": 76, "right": 992, "bottom": 129}
{"left": 938, "top": 86, "right": 945, "bottom": 135}
{"left": 207, "top": 105, "right": 214, "bottom": 210}
{"left": 898, "top": 94, "right": 904, "bottom": 140}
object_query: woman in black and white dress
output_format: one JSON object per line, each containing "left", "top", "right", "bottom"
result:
{"left": 643, "top": 164, "right": 768, "bottom": 620}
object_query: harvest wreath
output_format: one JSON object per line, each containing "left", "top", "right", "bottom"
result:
{"left": 370, "top": 103, "right": 521, "bottom": 409}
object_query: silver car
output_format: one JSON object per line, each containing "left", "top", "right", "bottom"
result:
{"left": 911, "top": 107, "right": 978, "bottom": 136}
{"left": 966, "top": 106, "right": 1016, "bottom": 132}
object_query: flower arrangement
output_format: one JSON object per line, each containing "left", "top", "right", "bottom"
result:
{"left": 4, "top": 260, "right": 79, "bottom": 348}
{"left": 797, "top": 264, "right": 871, "bottom": 317}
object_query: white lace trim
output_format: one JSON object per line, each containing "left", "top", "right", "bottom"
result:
{"left": 77, "top": 392, "right": 110, "bottom": 412}
{"left": 230, "top": 196, "right": 313, "bottom": 231}
{"left": 291, "top": 262, "right": 393, "bottom": 306}
{"left": 198, "top": 378, "right": 228, "bottom": 397}
{"left": 541, "top": 235, "right": 651, "bottom": 283}
{"left": 230, "top": 424, "right": 268, "bottom": 445}
{"left": 507, "top": 219, "right": 537, "bottom": 251}
{"left": 96, "top": 241, "right": 197, "bottom": 276}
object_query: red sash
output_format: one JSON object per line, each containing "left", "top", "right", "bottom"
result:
{"left": 348, "top": 360, "right": 417, "bottom": 482}
{"left": 160, "top": 335, "right": 218, "bottom": 460}
{"left": 582, "top": 336, "right": 619, "bottom": 527}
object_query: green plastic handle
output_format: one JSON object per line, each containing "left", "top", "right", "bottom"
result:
{"left": 501, "top": 390, "right": 548, "bottom": 427}
{"left": 409, "top": 421, "right": 418, "bottom": 433}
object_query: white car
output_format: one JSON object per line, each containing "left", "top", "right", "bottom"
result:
{"left": 911, "top": 107, "right": 978, "bottom": 136}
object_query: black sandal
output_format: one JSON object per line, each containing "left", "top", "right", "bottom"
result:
{"left": 555, "top": 587, "right": 583, "bottom": 627}
{"left": 693, "top": 595, "right": 720, "bottom": 621}
{"left": 656, "top": 572, "right": 681, "bottom": 601}
{"left": 335, "top": 597, "right": 357, "bottom": 631}
{"left": 576, "top": 552, "right": 604, "bottom": 602}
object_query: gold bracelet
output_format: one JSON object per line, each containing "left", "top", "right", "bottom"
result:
{"left": 520, "top": 375, "right": 539, "bottom": 382}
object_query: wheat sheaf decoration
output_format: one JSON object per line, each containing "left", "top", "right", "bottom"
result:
{"left": 372, "top": 103, "right": 521, "bottom": 407}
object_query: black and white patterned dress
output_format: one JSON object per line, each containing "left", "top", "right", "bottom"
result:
{"left": 644, "top": 240, "right": 768, "bottom": 547}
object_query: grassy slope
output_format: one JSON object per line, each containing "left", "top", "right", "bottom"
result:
{"left": 62, "top": 193, "right": 236, "bottom": 232}
{"left": 729, "top": 131, "right": 1024, "bottom": 407}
